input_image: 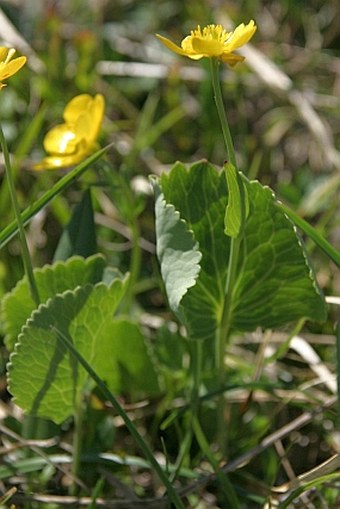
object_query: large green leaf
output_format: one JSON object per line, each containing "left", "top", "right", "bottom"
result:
{"left": 2, "top": 254, "right": 107, "bottom": 350}
{"left": 7, "top": 280, "right": 125, "bottom": 423}
{"left": 154, "top": 161, "right": 326, "bottom": 340}
{"left": 7, "top": 275, "right": 158, "bottom": 423}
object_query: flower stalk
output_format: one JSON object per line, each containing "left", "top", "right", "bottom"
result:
{"left": 209, "top": 56, "right": 245, "bottom": 453}
{"left": 210, "top": 57, "right": 237, "bottom": 167}
{"left": 0, "top": 126, "right": 40, "bottom": 306}
{"left": 156, "top": 18, "right": 256, "bottom": 454}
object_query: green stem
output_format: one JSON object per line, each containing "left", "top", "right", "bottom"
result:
{"left": 218, "top": 234, "right": 242, "bottom": 372}
{"left": 169, "top": 426, "right": 192, "bottom": 484}
{"left": 215, "top": 233, "right": 242, "bottom": 454}
{"left": 52, "top": 327, "right": 186, "bottom": 509}
{"left": 0, "top": 125, "right": 40, "bottom": 306}
{"left": 210, "top": 58, "right": 236, "bottom": 168}
{"left": 210, "top": 58, "right": 243, "bottom": 453}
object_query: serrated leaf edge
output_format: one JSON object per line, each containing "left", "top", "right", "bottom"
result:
{"left": 248, "top": 179, "right": 326, "bottom": 320}
{"left": 1, "top": 253, "right": 105, "bottom": 312}
{"left": 153, "top": 181, "right": 202, "bottom": 312}
{"left": 275, "top": 198, "right": 327, "bottom": 319}
{"left": 7, "top": 278, "right": 127, "bottom": 407}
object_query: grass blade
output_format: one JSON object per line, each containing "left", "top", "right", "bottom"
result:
{"left": 0, "top": 144, "right": 112, "bottom": 251}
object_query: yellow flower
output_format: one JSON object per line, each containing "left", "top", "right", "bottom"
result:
{"left": 0, "top": 47, "right": 27, "bottom": 88}
{"left": 33, "top": 94, "right": 105, "bottom": 171}
{"left": 156, "top": 21, "right": 256, "bottom": 66}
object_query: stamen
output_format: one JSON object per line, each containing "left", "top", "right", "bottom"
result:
{"left": 5, "top": 48, "right": 15, "bottom": 64}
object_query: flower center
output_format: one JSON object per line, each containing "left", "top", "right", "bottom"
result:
{"left": 191, "top": 24, "right": 229, "bottom": 44}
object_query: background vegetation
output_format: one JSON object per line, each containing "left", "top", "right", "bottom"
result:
{"left": 0, "top": 0, "right": 339, "bottom": 507}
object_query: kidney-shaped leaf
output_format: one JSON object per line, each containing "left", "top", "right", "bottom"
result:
{"left": 154, "top": 161, "right": 326, "bottom": 340}
{"left": 8, "top": 276, "right": 129, "bottom": 423}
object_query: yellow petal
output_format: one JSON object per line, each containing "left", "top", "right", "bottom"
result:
{"left": 87, "top": 94, "right": 105, "bottom": 142}
{"left": 63, "top": 93, "right": 105, "bottom": 145}
{"left": 180, "top": 37, "right": 204, "bottom": 59}
{"left": 35, "top": 93, "right": 104, "bottom": 170}
{"left": 43, "top": 124, "right": 82, "bottom": 155}
{"left": 63, "top": 94, "right": 93, "bottom": 123}
{"left": 74, "top": 111, "right": 92, "bottom": 140}
{"left": 32, "top": 152, "right": 86, "bottom": 171}
{"left": 191, "top": 37, "right": 224, "bottom": 57}
{"left": 156, "top": 34, "right": 188, "bottom": 56}
{"left": 72, "top": 95, "right": 104, "bottom": 145}
{"left": 0, "top": 56, "right": 27, "bottom": 80}
{"left": 224, "top": 20, "right": 257, "bottom": 52}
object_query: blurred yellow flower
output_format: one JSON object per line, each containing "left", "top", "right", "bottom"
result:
{"left": 33, "top": 94, "right": 105, "bottom": 171}
{"left": 156, "top": 21, "right": 256, "bottom": 66}
{"left": 0, "top": 47, "right": 26, "bottom": 88}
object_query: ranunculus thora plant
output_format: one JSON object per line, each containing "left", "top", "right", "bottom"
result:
{"left": 155, "top": 18, "right": 334, "bottom": 471}
{"left": 33, "top": 93, "right": 105, "bottom": 170}
{"left": 156, "top": 20, "right": 260, "bottom": 461}
{"left": 156, "top": 21, "right": 256, "bottom": 66}
{"left": 0, "top": 47, "right": 27, "bottom": 88}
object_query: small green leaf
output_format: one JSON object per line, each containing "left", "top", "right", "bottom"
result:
{"left": 8, "top": 276, "right": 129, "bottom": 423}
{"left": 53, "top": 189, "right": 97, "bottom": 261}
{"left": 2, "top": 254, "right": 106, "bottom": 350}
{"left": 224, "top": 162, "right": 249, "bottom": 238}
